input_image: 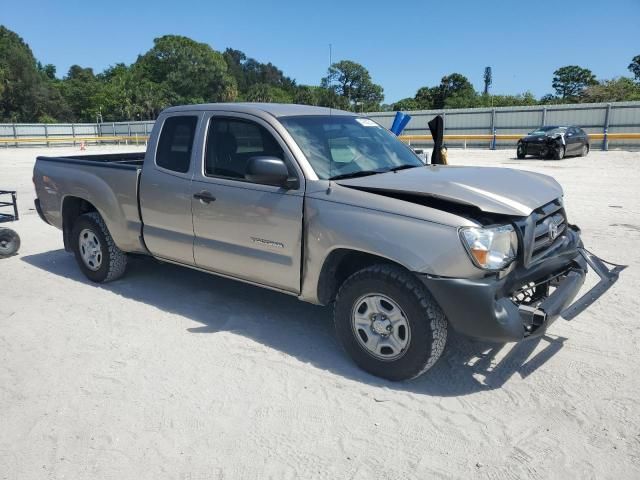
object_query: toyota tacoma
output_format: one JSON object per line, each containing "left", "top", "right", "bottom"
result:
{"left": 33, "top": 104, "right": 622, "bottom": 381}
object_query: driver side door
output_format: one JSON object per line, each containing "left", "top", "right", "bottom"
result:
{"left": 191, "top": 114, "right": 305, "bottom": 293}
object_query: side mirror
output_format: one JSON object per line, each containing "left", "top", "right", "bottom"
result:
{"left": 246, "top": 156, "right": 298, "bottom": 189}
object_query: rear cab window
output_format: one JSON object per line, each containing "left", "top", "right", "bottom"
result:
{"left": 156, "top": 116, "right": 198, "bottom": 173}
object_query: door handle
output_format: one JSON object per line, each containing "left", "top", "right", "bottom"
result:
{"left": 193, "top": 191, "right": 216, "bottom": 204}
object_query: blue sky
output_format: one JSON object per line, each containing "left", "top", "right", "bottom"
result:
{"left": 2, "top": 0, "right": 639, "bottom": 102}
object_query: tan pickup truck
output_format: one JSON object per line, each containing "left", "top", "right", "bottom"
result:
{"left": 33, "top": 103, "right": 622, "bottom": 381}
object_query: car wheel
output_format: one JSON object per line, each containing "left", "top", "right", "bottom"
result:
{"left": 516, "top": 144, "right": 526, "bottom": 159}
{"left": 580, "top": 144, "right": 589, "bottom": 157}
{"left": 333, "top": 264, "right": 447, "bottom": 381}
{"left": 0, "top": 227, "right": 20, "bottom": 258}
{"left": 552, "top": 145, "right": 565, "bottom": 160}
{"left": 71, "top": 212, "right": 127, "bottom": 282}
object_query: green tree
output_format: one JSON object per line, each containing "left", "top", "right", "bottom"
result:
{"left": 552, "top": 65, "right": 597, "bottom": 99}
{"left": 414, "top": 86, "right": 436, "bottom": 109}
{"left": 136, "top": 35, "right": 237, "bottom": 105}
{"left": 477, "top": 92, "right": 537, "bottom": 108}
{"left": 391, "top": 97, "right": 419, "bottom": 111}
{"left": 223, "top": 48, "right": 296, "bottom": 98}
{"left": 629, "top": 55, "right": 640, "bottom": 83}
{"left": 37, "top": 62, "right": 56, "bottom": 80}
{"left": 223, "top": 48, "right": 248, "bottom": 92}
{"left": 435, "top": 73, "right": 477, "bottom": 108}
{"left": 539, "top": 94, "right": 560, "bottom": 104}
{"left": 582, "top": 77, "right": 640, "bottom": 103}
{"left": 245, "top": 83, "right": 292, "bottom": 103}
{"left": 321, "top": 60, "right": 384, "bottom": 111}
{"left": 60, "top": 65, "right": 104, "bottom": 121}
{"left": 293, "top": 85, "right": 320, "bottom": 105}
{"left": 0, "top": 26, "right": 48, "bottom": 121}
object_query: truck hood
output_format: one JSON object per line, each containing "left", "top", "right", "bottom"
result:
{"left": 336, "top": 165, "right": 562, "bottom": 217}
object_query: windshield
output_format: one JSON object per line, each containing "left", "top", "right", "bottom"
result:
{"left": 279, "top": 115, "right": 423, "bottom": 180}
{"left": 529, "top": 126, "right": 567, "bottom": 136}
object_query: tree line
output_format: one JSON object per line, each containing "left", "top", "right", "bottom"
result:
{"left": 391, "top": 63, "right": 640, "bottom": 111}
{"left": 1, "top": 25, "right": 639, "bottom": 123}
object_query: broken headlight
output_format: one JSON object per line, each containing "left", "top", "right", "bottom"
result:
{"left": 459, "top": 224, "right": 518, "bottom": 270}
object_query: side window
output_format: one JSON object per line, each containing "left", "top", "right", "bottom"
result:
{"left": 156, "top": 116, "right": 198, "bottom": 173}
{"left": 204, "top": 118, "right": 285, "bottom": 181}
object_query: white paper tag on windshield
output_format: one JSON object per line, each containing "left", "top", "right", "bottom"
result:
{"left": 355, "top": 118, "right": 377, "bottom": 127}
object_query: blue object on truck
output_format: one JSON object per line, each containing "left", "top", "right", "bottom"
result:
{"left": 390, "top": 111, "right": 412, "bottom": 136}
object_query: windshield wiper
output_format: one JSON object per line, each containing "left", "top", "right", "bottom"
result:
{"left": 329, "top": 170, "right": 384, "bottom": 181}
{"left": 386, "top": 164, "right": 419, "bottom": 173}
{"left": 329, "top": 164, "right": 419, "bottom": 180}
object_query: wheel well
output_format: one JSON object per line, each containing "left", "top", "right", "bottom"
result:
{"left": 317, "top": 249, "right": 404, "bottom": 305}
{"left": 62, "top": 197, "right": 97, "bottom": 251}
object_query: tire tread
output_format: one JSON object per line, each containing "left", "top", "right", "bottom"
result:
{"left": 77, "top": 212, "right": 127, "bottom": 282}
{"left": 334, "top": 264, "right": 447, "bottom": 380}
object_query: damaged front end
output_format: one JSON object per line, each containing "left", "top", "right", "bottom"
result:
{"left": 515, "top": 248, "right": 625, "bottom": 336}
{"left": 418, "top": 199, "right": 625, "bottom": 342}
{"left": 519, "top": 133, "right": 567, "bottom": 160}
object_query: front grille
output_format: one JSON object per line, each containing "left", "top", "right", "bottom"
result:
{"left": 529, "top": 199, "right": 567, "bottom": 262}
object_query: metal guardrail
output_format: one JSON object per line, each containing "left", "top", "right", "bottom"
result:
{"left": 1, "top": 132, "right": 640, "bottom": 149}
{"left": 400, "top": 133, "right": 640, "bottom": 141}
{"left": 0, "top": 135, "right": 148, "bottom": 146}
{"left": 2, "top": 101, "right": 640, "bottom": 150}
{"left": 369, "top": 101, "right": 640, "bottom": 151}
{"left": 399, "top": 132, "right": 640, "bottom": 150}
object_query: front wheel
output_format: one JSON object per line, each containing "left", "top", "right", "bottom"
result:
{"left": 516, "top": 144, "right": 526, "bottom": 159}
{"left": 552, "top": 145, "right": 565, "bottom": 160}
{"left": 71, "top": 212, "right": 127, "bottom": 282}
{"left": 0, "top": 227, "right": 20, "bottom": 258}
{"left": 333, "top": 264, "right": 447, "bottom": 381}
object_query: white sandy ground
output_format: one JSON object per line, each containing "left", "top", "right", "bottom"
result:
{"left": 0, "top": 145, "right": 639, "bottom": 480}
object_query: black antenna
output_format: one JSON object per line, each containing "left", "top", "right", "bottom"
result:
{"left": 329, "top": 43, "right": 333, "bottom": 114}
{"left": 327, "top": 43, "right": 333, "bottom": 193}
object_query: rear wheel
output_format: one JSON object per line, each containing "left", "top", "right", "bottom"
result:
{"left": 71, "top": 212, "right": 127, "bottom": 282}
{"left": 580, "top": 144, "right": 589, "bottom": 157}
{"left": 516, "top": 144, "right": 526, "bottom": 159}
{"left": 0, "top": 228, "right": 20, "bottom": 258}
{"left": 333, "top": 264, "right": 447, "bottom": 381}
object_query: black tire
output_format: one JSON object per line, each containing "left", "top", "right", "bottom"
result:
{"left": 516, "top": 144, "right": 526, "bottom": 159}
{"left": 71, "top": 212, "right": 127, "bottom": 282}
{"left": 552, "top": 144, "right": 565, "bottom": 160}
{"left": 0, "top": 227, "right": 20, "bottom": 258}
{"left": 580, "top": 144, "right": 589, "bottom": 157}
{"left": 333, "top": 264, "right": 447, "bottom": 381}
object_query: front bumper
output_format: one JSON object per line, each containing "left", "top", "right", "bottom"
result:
{"left": 521, "top": 141, "right": 542, "bottom": 155}
{"left": 419, "top": 232, "right": 624, "bottom": 342}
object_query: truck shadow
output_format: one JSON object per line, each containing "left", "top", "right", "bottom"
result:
{"left": 22, "top": 250, "right": 567, "bottom": 397}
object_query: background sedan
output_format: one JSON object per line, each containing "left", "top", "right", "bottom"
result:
{"left": 517, "top": 125, "right": 589, "bottom": 160}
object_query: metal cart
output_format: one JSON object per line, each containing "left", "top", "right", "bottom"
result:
{"left": 0, "top": 190, "right": 21, "bottom": 258}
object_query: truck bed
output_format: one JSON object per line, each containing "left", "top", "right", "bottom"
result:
{"left": 34, "top": 151, "right": 147, "bottom": 254}
{"left": 36, "top": 152, "right": 145, "bottom": 169}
